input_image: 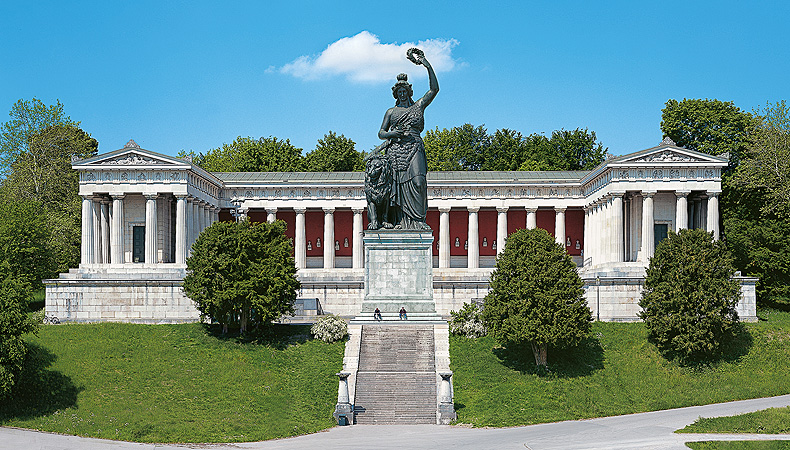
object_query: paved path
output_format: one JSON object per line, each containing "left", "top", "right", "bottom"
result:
{"left": 3, "top": 395, "right": 790, "bottom": 450}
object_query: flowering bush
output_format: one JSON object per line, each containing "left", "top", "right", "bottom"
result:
{"left": 310, "top": 315, "right": 348, "bottom": 343}
{"left": 449, "top": 302, "right": 487, "bottom": 338}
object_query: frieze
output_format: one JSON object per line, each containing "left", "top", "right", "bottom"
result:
{"left": 99, "top": 153, "right": 165, "bottom": 165}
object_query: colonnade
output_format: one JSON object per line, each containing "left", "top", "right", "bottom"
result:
{"left": 81, "top": 194, "right": 218, "bottom": 266}
{"left": 584, "top": 189, "right": 720, "bottom": 266}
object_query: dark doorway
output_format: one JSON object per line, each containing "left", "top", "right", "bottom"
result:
{"left": 654, "top": 223, "right": 669, "bottom": 251}
{"left": 133, "top": 226, "right": 145, "bottom": 262}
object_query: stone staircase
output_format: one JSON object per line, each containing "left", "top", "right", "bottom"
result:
{"left": 352, "top": 325, "right": 437, "bottom": 424}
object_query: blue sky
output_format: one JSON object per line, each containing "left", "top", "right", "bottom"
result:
{"left": 1, "top": 1, "right": 788, "bottom": 158}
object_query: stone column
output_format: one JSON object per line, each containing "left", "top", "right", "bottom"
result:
{"left": 92, "top": 198, "right": 102, "bottom": 263}
{"left": 196, "top": 201, "right": 206, "bottom": 239}
{"left": 294, "top": 208, "right": 307, "bottom": 269}
{"left": 81, "top": 196, "right": 94, "bottom": 265}
{"left": 110, "top": 195, "right": 125, "bottom": 264}
{"left": 186, "top": 198, "right": 195, "bottom": 256}
{"left": 100, "top": 199, "right": 110, "bottom": 264}
{"left": 675, "top": 190, "right": 689, "bottom": 232}
{"left": 611, "top": 192, "right": 624, "bottom": 263}
{"left": 707, "top": 190, "right": 720, "bottom": 240}
{"left": 352, "top": 208, "right": 364, "bottom": 269}
{"left": 266, "top": 207, "right": 277, "bottom": 223}
{"left": 526, "top": 207, "right": 537, "bottom": 229}
{"left": 438, "top": 207, "right": 451, "bottom": 268}
{"left": 144, "top": 194, "right": 158, "bottom": 264}
{"left": 175, "top": 195, "right": 187, "bottom": 264}
{"left": 693, "top": 197, "right": 702, "bottom": 230}
{"left": 554, "top": 207, "right": 566, "bottom": 248}
{"left": 467, "top": 206, "right": 479, "bottom": 269}
{"left": 323, "top": 207, "right": 335, "bottom": 269}
{"left": 203, "top": 203, "right": 211, "bottom": 230}
{"left": 583, "top": 206, "right": 590, "bottom": 264}
{"left": 496, "top": 207, "right": 508, "bottom": 255}
{"left": 641, "top": 191, "right": 656, "bottom": 261}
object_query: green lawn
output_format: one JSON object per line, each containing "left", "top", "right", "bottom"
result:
{"left": 680, "top": 406, "right": 790, "bottom": 434}
{"left": 450, "top": 309, "right": 790, "bottom": 427}
{"left": 686, "top": 442, "right": 790, "bottom": 449}
{"left": 1, "top": 323, "right": 344, "bottom": 443}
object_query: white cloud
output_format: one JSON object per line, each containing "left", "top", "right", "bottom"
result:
{"left": 279, "top": 31, "right": 460, "bottom": 83}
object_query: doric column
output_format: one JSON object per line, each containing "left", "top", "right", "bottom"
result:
{"left": 144, "top": 194, "right": 158, "bottom": 264}
{"left": 203, "top": 203, "right": 211, "bottom": 231}
{"left": 707, "top": 190, "right": 721, "bottom": 240}
{"left": 583, "top": 206, "right": 590, "bottom": 264}
{"left": 294, "top": 208, "right": 307, "bottom": 269}
{"left": 526, "top": 207, "right": 537, "bottom": 229}
{"left": 438, "top": 207, "right": 451, "bottom": 268}
{"left": 196, "top": 201, "right": 206, "bottom": 239}
{"left": 323, "top": 207, "right": 335, "bottom": 269}
{"left": 352, "top": 208, "right": 364, "bottom": 269}
{"left": 641, "top": 191, "right": 656, "bottom": 261}
{"left": 675, "top": 190, "right": 690, "bottom": 232}
{"left": 611, "top": 192, "right": 624, "bottom": 262}
{"left": 467, "top": 206, "right": 479, "bottom": 269}
{"left": 81, "top": 196, "right": 94, "bottom": 265}
{"left": 186, "top": 198, "right": 195, "bottom": 256}
{"left": 554, "top": 207, "right": 566, "bottom": 248}
{"left": 266, "top": 207, "right": 277, "bottom": 224}
{"left": 100, "top": 199, "right": 110, "bottom": 264}
{"left": 110, "top": 195, "right": 125, "bottom": 264}
{"left": 175, "top": 195, "right": 187, "bottom": 264}
{"left": 496, "top": 206, "right": 508, "bottom": 254}
{"left": 92, "top": 198, "right": 102, "bottom": 263}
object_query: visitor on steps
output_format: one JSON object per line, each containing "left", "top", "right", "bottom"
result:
{"left": 399, "top": 307, "right": 407, "bottom": 320}
{"left": 374, "top": 308, "right": 382, "bottom": 321}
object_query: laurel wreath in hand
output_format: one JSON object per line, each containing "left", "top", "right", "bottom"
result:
{"left": 406, "top": 48, "right": 425, "bottom": 65}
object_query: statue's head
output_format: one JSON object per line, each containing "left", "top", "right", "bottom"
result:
{"left": 391, "top": 73, "right": 413, "bottom": 103}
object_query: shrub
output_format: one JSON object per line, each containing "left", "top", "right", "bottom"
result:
{"left": 450, "top": 302, "right": 487, "bottom": 338}
{"left": 183, "top": 219, "right": 299, "bottom": 334}
{"left": 0, "top": 277, "right": 39, "bottom": 398}
{"left": 482, "top": 228, "right": 591, "bottom": 369}
{"left": 310, "top": 315, "right": 348, "bottom": 343}
{"left": 639, "top": 228, "right": 741, "bottom": 363}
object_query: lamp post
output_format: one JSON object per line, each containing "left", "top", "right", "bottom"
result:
{"left": 596, "top": 275, "right": 601, "bottom": 322}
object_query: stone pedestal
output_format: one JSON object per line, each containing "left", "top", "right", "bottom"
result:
{"left": 352, "top": 230, "right": 442, "bottom": 323}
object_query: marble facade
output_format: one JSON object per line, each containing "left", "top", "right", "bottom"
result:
{"left": 44, "top": 138, "right": 758, "bottom": 323}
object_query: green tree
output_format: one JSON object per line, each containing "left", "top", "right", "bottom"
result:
{"left": 639, "top": 228, "right": 741, "bottom": 363}
{"left": 733, "top": 101, "right": 790, "bottom": 219}
{"left": 424, "top": 124, "right": 489, "bottom": 171}
{"left": 661, "top": 98, "right": 756, "bottom": 168}
{"left": 187, "top": 136, "right": 304, "bottom": 172}
{"left": 482, "top": 228, "right": 592, "bottom": 369}
{"left": 0, "top": 199, "right": 55, "bottom": 285}
{"left": 183, "top": 219, "right": 300, "bottom": 334}
{"left": 0, "top": 98, "right": 75, "bottom": 178}
{"left": 0, "top": 277, "right": 39, "bottom": 399}
{"left": 545, "top": 128, "right": 607, "bottom": 170}
{"left": 2, "top": 124, "right": 98, "bottom": 272}
{"left": 303, "top": 131, "right": 363, "bottom": 172}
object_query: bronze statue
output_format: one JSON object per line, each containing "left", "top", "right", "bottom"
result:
{"left": 365, "top": 48, "right": 439, "bottom": 230}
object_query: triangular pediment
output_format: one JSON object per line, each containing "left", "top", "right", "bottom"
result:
{"left": 74, "top": 142, "right": 190, "bottom": 168}
{"left": 613, "top": 144, "right": 729, "bottom": 165}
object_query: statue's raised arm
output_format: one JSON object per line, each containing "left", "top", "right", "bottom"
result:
{"left": 407, "top": 48, "right": 439, "bottom": 109}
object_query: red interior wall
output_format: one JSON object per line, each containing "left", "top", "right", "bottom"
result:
{"left": 536, "top": 209, "right": 555, "bottom": 236}
{"left": 334, "top": 210, "right": 352, "bottom": 256}
{"left": 277, "top": 210, "right": 296, "bottom": 244}
{"left": 565, "top": 209, "right": 584, "bottom": 255}
{"left": 426, "top": 210, "right": 440, "bottom": 255}
{"left": 247, "top": 211, "right": 266, "bottom": 223}
{"left": 507, "top": 209, "right": 526, "bottom": 235}
{"left": 478, "top": 209, "right": 497, "bottom": 256}
{"left": 305, "top": 210, "right": 323, "bottom": 257}
{"left": 449, "top": 210, "right": 468, "bottom": 256}
{"left": 219, "top": 210, "right": 233, "bottom": 222}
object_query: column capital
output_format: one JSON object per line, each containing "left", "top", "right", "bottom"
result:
{"left": 554, "top": 207, "right": 567, "bottom": 213}
{"left": 352, "top": 207, "right": 365, "bottom": 214}
{"left": 265, "top": 207, "right": 278, "bottom": 214}
{"left": 610, "top": 190, "right": 626, "bottom": 198}
{"left": 467, "top": 206, "right": 480, "bottom": 213}
{"left": 525, "top": 207, "right": 538, "bottom": 213}
{"left": 110, "top": 194, "right": 126, "bottom": 201}
{"left": 641, "top": 190, "right": 657, "bottom": 198}
{"left": 294, "top": 207, "right": 307, "bottom": 214}
{"left": 174, "top": 194, "right": 188, "bottom": 200}
{"left": 144, "top": 193, "right": 159, "bottom": 201}
{"left": 675, "top": 190, "right": 691, "bottom": 197}
{"left": 707, "top": 190, "right": 722, "bottom": 197}
{"left": 438, "top": 206, "right": 451, "bottom": 213}
{"left": 322, "top": 207, "right": 336, "bottom": 214}
{"left": 496, "top": 206, "right": 509, "bottom": 213}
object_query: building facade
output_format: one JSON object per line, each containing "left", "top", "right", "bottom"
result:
{"left": 44, "top": 138, "right": 757, "bottom": 323}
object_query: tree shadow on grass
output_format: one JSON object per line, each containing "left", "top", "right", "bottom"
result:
{"left": 0, "top": 343, "right": 81, "bottom": 422}
{"left": 660, "top": 322, "right": 754, "bottom": 369}
{"left": 492, "top": 335, "right": 605, "bottom": 378}
{"left": 201, "top": 323, "right": 313, "bottom": 350}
